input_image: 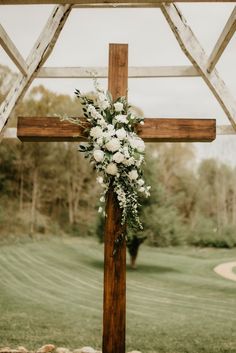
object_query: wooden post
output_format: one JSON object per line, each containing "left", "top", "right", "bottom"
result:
{"left": 102, "top": 44, "right": 128, "bottom": 353}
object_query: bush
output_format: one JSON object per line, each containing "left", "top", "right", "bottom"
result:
{"left": 189, "top": 216, "right": 236, "bottom": 248}
{"left": 142, "top": 204, "right": 187, "bottom": 247}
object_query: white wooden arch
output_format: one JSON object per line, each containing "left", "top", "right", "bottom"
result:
{"left": 0, "top": 1, "right": 236, "bottom": 139}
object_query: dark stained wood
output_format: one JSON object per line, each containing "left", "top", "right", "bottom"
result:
{"left": 103, "top": 187, "right": 126, "bottom": 353}
{"left": 103, "top": 43, "right": 128, "bottom": 353}
{"left": 136, "top": 117, "right": 216, "bottom": 142}
{"left": 17, "top": 116, "right": 216, "bottom": 142}
{"left": 108, "top": 43, "right": 128, "bottom": 99}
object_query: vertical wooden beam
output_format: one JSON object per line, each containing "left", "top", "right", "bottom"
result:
{"left": 103, "top": 43, "right": 128, "bottom": 353}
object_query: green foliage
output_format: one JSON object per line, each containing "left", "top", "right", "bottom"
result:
{"left": 190, "top": 215, "right": 236, "bottom": 248}
{"left": 2, "top": 65, "right": 236, "bottom": 250}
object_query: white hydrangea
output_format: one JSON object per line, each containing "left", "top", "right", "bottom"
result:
{"left": 128, "top": 169, "right": 139, "bottom": 180}
{"left": 116, "top": 128, "right": 127, "bottom": 140}
{"left": 93, "top": 150, "right": 104, "bottom": 162}
{"left": 105, "top": 138, "right": 121, "bottom": 152}
{"left": 107, "top": 124, "right": 115, "bottom": 133}
{"left": 113, "top": 152, "right": 125, "bottom": 164}
{"left": 116, "top": 115, "right": 128, "bottom": 124}
{"left": 106, "top": 163, "right": 118, "bottom": 175}
{"left": 90, "top": 126, "right": 103, "bottom": 139}
{"left": 114, "top": 102, "right": 123, "bottom": 112}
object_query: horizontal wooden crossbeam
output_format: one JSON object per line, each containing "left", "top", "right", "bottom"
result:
{"left": 17, "top": 117, "right": 216, "bottom": 142}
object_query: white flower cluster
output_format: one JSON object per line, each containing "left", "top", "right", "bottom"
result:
{"left": 74, "top": 81, "right": 150, "bottom": 229}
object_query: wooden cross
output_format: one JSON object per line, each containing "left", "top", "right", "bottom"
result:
{"left": 17, "top": 44, "right": 216, "bottom": 353}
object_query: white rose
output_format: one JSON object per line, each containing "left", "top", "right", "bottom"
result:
{"left": 105, "top": 138, "right": 121, "bottom": 152}
{"left": 106, "top": 163, "right": 118, "bottom": 175}
{"left": 129, "top": 137, "right": 145, "bottom": 152}
{"left": 99, "top": 100, "right": 110, "bottom": 110}
{"left": 127, "top": 157, "right": 135, "bottom": 166}
{"left": 96, "top": 176, "right": 104, "bottom": 184}
{"left": 97, "top": 137, "right": 103, "bottom": 146}
{"left": 98, "top": 118, "right": 108, "bottom": 128}
{"left": 116, "top": 128, "right": 127, "bottom": 140}
{"left": 137, "top": 179, "right": 145, "bottom": 186}
{"left": 114, "top": 102, "right": 123, "bottom": 112}
{"left": 90, "top": 126, "right": 103, "bottom": 139}
{"left": 113, "top": 152, "right": 125, "bottom": 164}
{"left": 93, "top": 150, "right": 104, "bottom": 162}
{"left": 128, "top": 169, "right": 139, "bottom": 180}
{"left": 94, "top": 112, "right": 103, "bottom": 120}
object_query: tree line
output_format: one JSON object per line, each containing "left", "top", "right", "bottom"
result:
{"left": 1, "top": 64, "right": 236, "bottom": 252}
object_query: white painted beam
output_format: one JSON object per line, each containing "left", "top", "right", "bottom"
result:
{"left": 208, "top": 6, "right": 236, "bottom": 73}
{"left": 161, "top": 3, "right": 236, "bottom": 131}
{"left": 73, "top": 3, "right": 161, "bottom": 7}
{"left": 216, "top": 125, "right": 236, "bottom": 135}
{"left": 37, "top": 65, "right": 199, "bottom": 78}
{"left": 2, "top": 127, "right": 17, "bottom": 139}
{"left": 0, "top": 24, "right": 28, "bottom": 75}
{"left": 0, "top": 4, "right": 72, "bottom": 136}
{"left": 0, "top": 0, "right": 235, "bottom": 4}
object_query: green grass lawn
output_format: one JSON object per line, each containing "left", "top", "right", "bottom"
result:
{"left": 0, "top": 238, "right": 236, "bottom": 353}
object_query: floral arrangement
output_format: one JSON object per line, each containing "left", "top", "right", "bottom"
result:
{"left": 73, "top": 80, "right": 150, "bottom": 230}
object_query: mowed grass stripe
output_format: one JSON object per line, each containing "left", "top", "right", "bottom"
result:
{"left": 0, "top": 247, "right": 102, "bottom": 312}
{"left": 12, "top": 248, "right": 103, "bottom": 292}
{"left": 1, "top": 238, "right": 236, "bottom": 353}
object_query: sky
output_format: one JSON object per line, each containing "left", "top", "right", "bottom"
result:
{"left": 0, "top": 3, "right": 236, "bottom": 165}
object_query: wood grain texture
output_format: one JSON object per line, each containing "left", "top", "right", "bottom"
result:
{"left": 108, "top": 43, "right": 128, "bottom": 100}
{"left": 102, "top": 43, "right": 128, "bottom": 353}
{"left": 103, "top": 187, "right": 126, "bottom": 353}
{"left": 17, "top": 117, "right": 216, "bottom": 142}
